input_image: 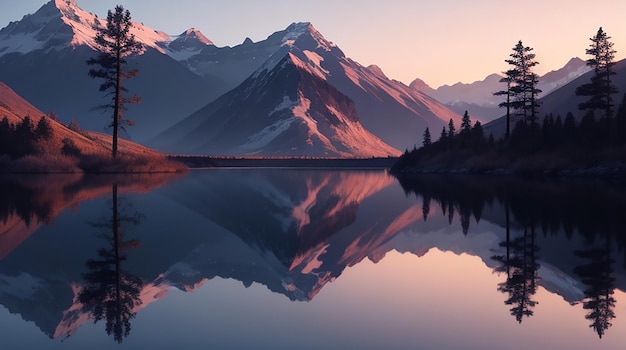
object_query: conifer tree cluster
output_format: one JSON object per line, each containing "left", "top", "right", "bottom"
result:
{"left": 394, "top": 26, "right": 625, "bottom": 173}
{"left": 0, "top": 115, "right": 54, "bottom": 159}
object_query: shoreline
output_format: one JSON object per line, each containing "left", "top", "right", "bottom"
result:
{"left": 169, "top": 156, "right": 398, "bottom": 169}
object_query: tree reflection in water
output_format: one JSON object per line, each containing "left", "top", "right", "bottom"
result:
{"left": 575, "top": 233, "right": 616, "bottom": 338}
{"left": 394, "top": 173, "right": 626, "bottom": 337}
{"left": 492, "top": 221, "right": 540, "bottom": 323}
{"left": 78, "top": 184, "right": 145, "bottom": 343}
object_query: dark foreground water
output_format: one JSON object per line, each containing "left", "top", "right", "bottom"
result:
{"left": 1, "top": 169, "right": 626, "bottom": 349}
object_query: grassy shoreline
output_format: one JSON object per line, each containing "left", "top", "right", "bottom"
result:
{"left": 0, "top": 153, "right": 188, "bottom": 174}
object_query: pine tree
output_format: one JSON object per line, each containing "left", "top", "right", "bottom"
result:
{"left": 494, "top": 69, "right": 519, "bottom": 139}
{"left": 471, "top": 121, "right": 485, "bottom": 149}
{"left": 35, "top": 115, "right": 53, "bottom": 140}
{"left": 576, "top": 27, "right": 618, "bottom": 121}
{"left": 497, "top": 41, "right": 542, "bottom": 128}
{"left": 87, "top": 6, "right": 141, "bottom": 159}
{"left": 439, "top": 126, "right": 447, "bottom": 142}
{"left": 448, "top": 119, "right": 456, "bottom": 138}
{"left": 422, "top": 127, "right": 432, "bottom": 147}
{"left": 0, "top": 116, "right": 12, "bottom": 156}
{"left": 460, "top": 111, "right": 472, "bottom": 134}
{"left": 15, "top": 116, "right": 36, "bottom": 157}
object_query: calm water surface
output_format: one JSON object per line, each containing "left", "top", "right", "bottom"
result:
{"left": 1, "top": 169, "right": 626, "bottom": 349}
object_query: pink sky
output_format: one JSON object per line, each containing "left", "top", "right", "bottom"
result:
{"left": 2, "top": 0, "right": 626, "bottom": 88}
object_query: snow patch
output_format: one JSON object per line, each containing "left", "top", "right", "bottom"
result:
{"left": 270, "top": 96, "right": 297, "bottom": 114}
{"left": 0, "top": 33, "right": 43, "bottom": 54}
{"left": 290, "top": 52, "right": 329, "bottom": 82}
{"left": 538, "top": 261, "right": 586, "bottom": 303}
{"left": 292, "top": 91, "right": 333, "bottom": 148}
{"left": 240, "top": 118, "right": 295, "bottom": 151}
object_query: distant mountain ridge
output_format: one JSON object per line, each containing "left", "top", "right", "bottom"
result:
{"left": 484, "top": 57, "right": 626, "bottom": 137}
{"left": 412, "top": 57, "right": 590, "bottom": 121}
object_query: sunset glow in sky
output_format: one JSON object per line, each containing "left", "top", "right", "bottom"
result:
{"left": 2, "top": 0, "right": 626, "bottom": 87}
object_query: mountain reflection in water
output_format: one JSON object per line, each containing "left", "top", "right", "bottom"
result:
{"left": 0, "top": 170, "right": 625, "bottom": 348}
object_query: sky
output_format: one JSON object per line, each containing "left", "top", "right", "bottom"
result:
{"left": 1, "top": 0, "right": 626, "bottom": 88}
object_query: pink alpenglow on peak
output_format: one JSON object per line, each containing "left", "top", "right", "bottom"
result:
{"left": 282, "top": 22, "right": 336, "bottom": 51}
{"left": 168, "top": 28, "right": 214, "bottom": 54}
{"left": 0, "top": 0, "right": 170, "bottom": 54}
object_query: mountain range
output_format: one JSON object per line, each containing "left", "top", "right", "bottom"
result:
{"left": 411, "top": 57, "right": 591, "bottom": 121}
{"left": 0, "top": 0, "right": 463, "bottom": 156}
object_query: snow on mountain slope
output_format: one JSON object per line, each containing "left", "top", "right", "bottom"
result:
{"left": 167, "top": 28, "right": 214, "bottom": 61}
{"left": 154, "top": 51, "right": 400, "bottom": 157}
{"left": 281, "top": 22, "right": 462, "bottom": 151}
{"left": 160, "top": 22, "right": 460, "bottom": 153}
{"left": 0, "top": 0, "right": 170, "bottom": 54}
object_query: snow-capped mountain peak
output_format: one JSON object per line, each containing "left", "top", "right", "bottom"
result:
{"left": 167, "top": 27, "right": 214, "bottom": 60}
{"left": 282, "top": 22, "right": 336, "bottom": 51}
{"left": 170, "top": 28, "right": 213, "bottom": 48}
{"left": 0, "top": 0, "right": 170, "bottom": 54}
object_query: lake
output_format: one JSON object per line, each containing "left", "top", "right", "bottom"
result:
{"left": 1, "top": 169, "right": 625, "bottom": 349}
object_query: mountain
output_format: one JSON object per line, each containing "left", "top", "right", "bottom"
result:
{"left": 154, "top": 52, "right": 399, "bottom": 157}
{"left": 414, "top": 57, "right": 590, "bottom": 121}
{"left": 0, "top": 0, "right": 222, "bottom": 142}
{"left": 167, "top": 28, "right": 214, "bottom": 58}
{"left": 153, "top": 22, "right": 461, "bottom": 154}
{"left": 0, "top": 81, "right": 45, "bottom": 121}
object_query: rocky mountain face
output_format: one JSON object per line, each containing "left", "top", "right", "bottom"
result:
{"left": 154, "top": 51, "right": 400, "bottom": 157}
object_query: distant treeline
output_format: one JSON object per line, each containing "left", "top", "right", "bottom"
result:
{"left": 171, "top": 155, "right": 398, "bottom": 168}
{"left": 392, "top": 95, "right": 626, "bottom": 175}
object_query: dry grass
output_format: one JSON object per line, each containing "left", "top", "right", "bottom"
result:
{"left": 6, "top": 154, "right": 81, "bottom": 173}
{"left": 79, "top": 153, "right": 188, "bottom": 173}
{"left": 1, "top": 115, "right": 188, "bottom": 173}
